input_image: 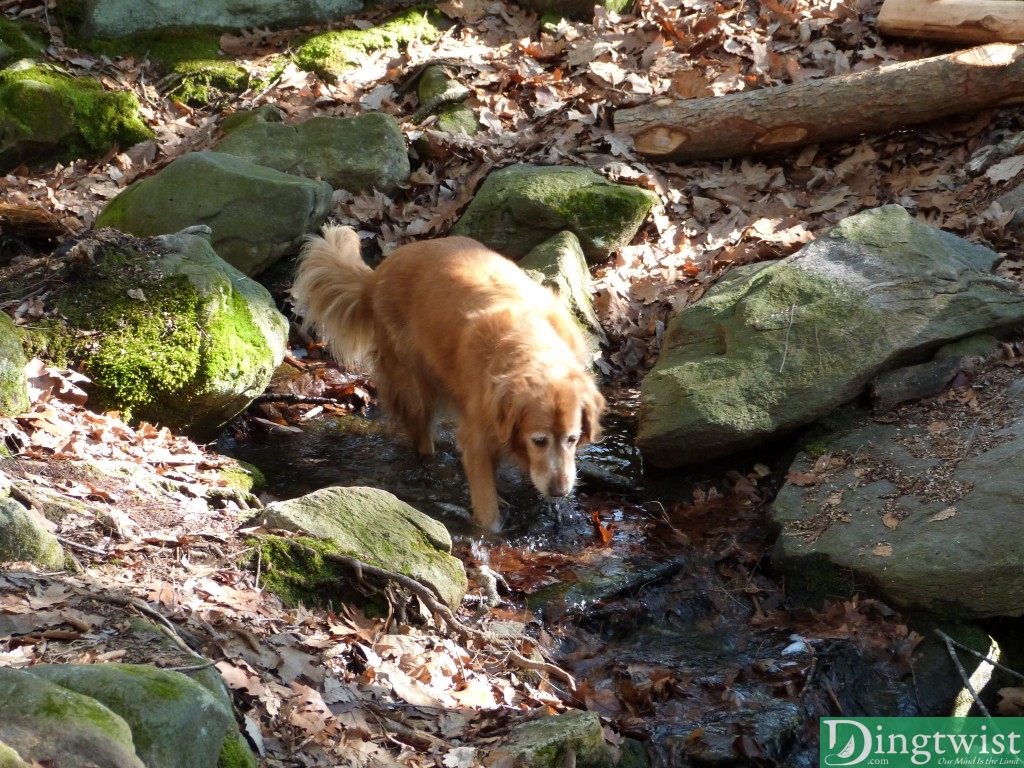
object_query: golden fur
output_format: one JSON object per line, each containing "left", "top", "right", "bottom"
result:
{"left": 291, "top": 225, "right": 605, "bottom": 531}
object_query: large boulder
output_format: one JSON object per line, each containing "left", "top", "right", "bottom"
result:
{"left": 94, "top": 151, "right": 332, "bottom": 276}
{"left": 65, "top": 0, "right": 363, "bottom": 38}
{"left": 36, "top": 228, "right": 288, "bottom": 439}
{"left": 638, "top": 205, "right": 1024, "bottom": 467}
{"left": 451, "top": 164, "right": 659, "bottom": 261}
{"left": 0, "top": 312, "right": 28, "bottom": 417}
{"left": 251, "top": 485, "right": 468, "bottom": 611}
{"left": 26, "top": 664, "right": 241, "bottom": 768}
{"left": 771, "top": 367, "right": 1024, "bottom": 619}
{"left": 0, "top": 667, "right": 144, "bottom": 768}
{"left": 216, "top": 112, "right": 409, "bottom": 196}
{"left": 0, "top": 62, "right": 152, "bottom": 171}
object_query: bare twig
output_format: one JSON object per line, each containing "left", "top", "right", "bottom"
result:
{"left": 935, "top": 628, "right": 992, "bottom": 717}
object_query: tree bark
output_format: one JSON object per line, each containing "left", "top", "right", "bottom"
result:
{"left": 613, "top": 43, "right": 1024, "bottom": 162}
{"left": 878, "top": 0, "right": 1024, "bottom": 44}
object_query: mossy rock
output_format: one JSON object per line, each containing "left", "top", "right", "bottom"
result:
{"left": 250, "top": 485, "right": 468, "bottom": 611}
{"left": 94, "top": 151, "right": 333, "bottom": 276}
{"left": 84, "top": 27, "right": 249, "bottom": 106}
{"left": 0, "top": 311, "right": 29, "bottom": 417}
{"left": 451, "top": 164, "right": 659, "bottom": 261}
{"left": 0, "top": 499, "right": 66, "bottom": 570}
{"left": 25, "top": 228, "right": 287, "bottom": 439}
{"left": 27, "top": 663, "right": 238, "bottom": 768}
{"left": 519, "top": 231, "right": 607, "bottom": 357}
{"left": 57, "top": 0, "right": 363, "bottom": 38}
{"left": 0, "top": 62, "right": 153, "bottom": 171}
{"left": 295, "top": 7, "right": 447, "bottom": 81}
{"left": 216, "top": 112, "right": 410, "bottom": 195}
{"left": 0, "top": 667, "right": 143, "bottom": 768}
{"left": 0, "top": 16, "right": 46, "bottom": 67}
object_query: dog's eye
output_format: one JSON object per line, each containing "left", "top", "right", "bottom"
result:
{"left": 566, "top": 434, "right": 580, "bottom": 446}
{"left": 531, "top": 435, "right": 548, "bottom": 447}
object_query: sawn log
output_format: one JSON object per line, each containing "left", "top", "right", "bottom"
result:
{"left": 613, "top": 43, "right": 1024, "bottom": 162}
{"left": 878, "top": 0, "right": 1024, "bottom": 44}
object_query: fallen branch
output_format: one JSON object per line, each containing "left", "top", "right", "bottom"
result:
{"left": 614, "top": 43, "right": 1024, "bottom": 161}
{"left": 935, "top": 628, "right": 992, "bottom": 717}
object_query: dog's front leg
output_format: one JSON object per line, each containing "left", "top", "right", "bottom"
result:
{"left": 458, "top": 431, "right": 502, "bottom": 532}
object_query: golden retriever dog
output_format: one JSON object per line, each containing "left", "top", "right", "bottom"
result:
{"left": 291, "top": 225, "right": 605, "bottom": 531}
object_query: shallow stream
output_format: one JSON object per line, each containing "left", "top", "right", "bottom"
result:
{"left": 223, "top": 402, "right": 941, "bottom": 766}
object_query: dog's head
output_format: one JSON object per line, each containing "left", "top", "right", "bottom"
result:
{"left": 498, "top": 369, "right": 605, "bottom": 500}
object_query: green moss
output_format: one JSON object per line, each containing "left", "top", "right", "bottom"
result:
{"left": 0, "top": 16, "right": 46, "bottom": 66}
{"left": 218, "top": 461, "right": 265, "bottom": 494}
{"left": 251, "top": 535, "right": 388, "bottom": 615}
{"left": 84, "top": 27, "right": 248, "bottom": 106}
{"left": 56, "top": 263, "right": 201, "bottom": 421}
{"left": 218, "top": 731, "right": 257, "bottom": 768}
{"left": 295, "top": 7, "right": 445, "bottom": 80}
{"left": 0, "top": 63, "right": 153, "bottom": 167}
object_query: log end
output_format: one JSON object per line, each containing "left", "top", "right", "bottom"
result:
{"left": 633, "top": 125, "right": 689, "bottom": 157}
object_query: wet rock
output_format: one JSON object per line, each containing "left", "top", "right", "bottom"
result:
{"left": 67, "top": 0, "right": 362, "bottom": 38}
{"left": 250, "top": 485, "right": 468, "bottom": 610}
{"left": 216, "top": 112, "right": 409, "bottom": 196}
{"left": 0, "top": 312, "right": 28, "bottom": 417}
{"left": 451, "top": 164, "right": 659, "bottom": 261}
{"left": 40, "top": 228, "right": 288, "bottom": 439}
{"left": 484, "top": 709, "right": 617, "bottom": 768}
{"left": 0, "top": 666, "right": 144, "bottom": 768}
{"left": 638, "top": 205, "right": 1024, "bottom": 468}
{"left": 94, "top": 152, "right": 332, "bottom": 276}
{"left": 520, "top": 231, "right": 608, "bottom": 357}
{"left": 771, "top": 371, "right": 1024, "bottom": 618}
{"left": 26, "top": 663, "right": 242, "bottom": 768}
{"left": 0, "top": 62, "right": 152, "bottom": 172}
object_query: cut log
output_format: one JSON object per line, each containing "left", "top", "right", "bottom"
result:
{"left": 878, "top": 0, "right": 1024, "bottom": 44}
{"left": 614, "top": 43, "right": 1024, "bottom": 162}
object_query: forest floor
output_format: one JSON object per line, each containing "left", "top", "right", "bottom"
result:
{"left": 2, "top": 0, "right": 1024, "bottom": 765}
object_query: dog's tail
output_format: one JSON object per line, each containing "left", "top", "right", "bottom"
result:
{"left": 291, "top": 225, "right": 376, "bottom": 368}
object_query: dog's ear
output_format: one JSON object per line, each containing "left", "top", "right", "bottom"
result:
{"left": 493, "top": 378, "right": 525, "bottom": 448}
{"left": 581, "top": 384, "right": 606, "bottom": 445}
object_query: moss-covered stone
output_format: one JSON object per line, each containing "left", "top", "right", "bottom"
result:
{"left": 295, "top": 7, "right": 446, "bottom": 81}
{"left": 486, "top": 710, "right": 616, "bottom": 768}
{"left": 0, "top": 498, "right": 66, "bottom": 570}
{"left": 0, "top": 312, "right": 29, "bottom": 417}
{"left": 0, "top": 667, "right": 143, "bottom": 768}
{"left": 84, "top": 27, "right": 249, "bottom": 106}
{"left": 24, "top": 229, "right": 287, "bottom": 438}
{"left": 27, "top": 663, "right": 236, "bottom": 768}
{"left": 519, "top": 231, "right": 607, "bottom": 358}
{"left": 451, "top": 164, "right": 659, "bottom": 261}
{"left": 250, "top": 486, "right": 468, "bottom": 610}
{"left": 215, "top": 112, "right": 410, "bottom": 195}
{"left": 94, "top": 152, "right": 333, "bottom": 276}
{"left": 0, "top": 16, "right": 46, "bottom": 67}
{"left": 0, "top": 62, "right": 153, "bottom": 170}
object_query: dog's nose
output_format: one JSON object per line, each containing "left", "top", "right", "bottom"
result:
{"left": 547, "top": 480, "right": 572, "bottom": 498}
